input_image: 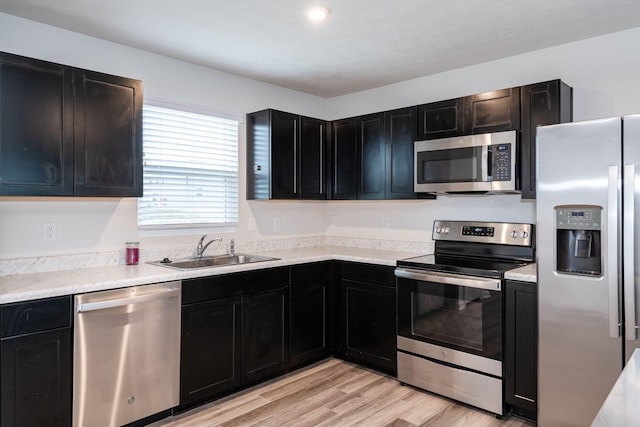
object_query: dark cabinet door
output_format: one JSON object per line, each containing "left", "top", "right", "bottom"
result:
{"left": 385, "top": 107, "right": 418, "bottom": 199}
{"left": 299, "top": 116, "right": 327, "bottom": 199}
{"left": 73, "top": 69, "right": 142, "bottom": 196}
{"left": 520, "top": 80, "right": 573, "bottom": 199}
{"left": 0, "top": 52, "right": 74, "bottom": 196}
{"left": 337, "top": 262, "right": 397, "bottom": 375}
{"left": 505, "top": 280, "right": 537, "bottom": 420}
{"left": 357, "top": 113, "right": 385, "bottom": 199}
{"left": 417, "top": 98, "right": 464, "bottom": 140}
{"left": 464, "top": 87, "right": 520, "bottom": 134}
{"left": 1, "top": 328, "right": 72, "bottom": 427}
{"left": 271, "top": 110, "right": 298, "bottom": 199}
{"left": 180, "top": 296, "right": 242, "bottom": 407}
{"left": 290, "top": 262, "right": 329, "bottom": 368}
{"left": 243, "top": 288, "right": 288, "bottom": 384}
{"left": 331, "top": 117, "right": 358, "bottom": 199}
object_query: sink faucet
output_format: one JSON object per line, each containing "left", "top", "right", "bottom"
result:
{"left": 196, "top": 235, "right": 222, "bottom": 257}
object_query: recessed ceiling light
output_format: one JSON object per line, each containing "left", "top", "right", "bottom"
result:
{"left": 307, "top": 6, "right": 330, "bottom": 21}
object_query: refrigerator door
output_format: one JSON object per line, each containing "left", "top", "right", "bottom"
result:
{"left": 624, "top": 114, "right": 640, "bottom": 361}
{"left": 537, "top": 117, "right": 623, "bottom": 427}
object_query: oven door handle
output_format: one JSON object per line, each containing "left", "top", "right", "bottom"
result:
{"left": 395, "top": 268, "right": 502, "bottom": 291}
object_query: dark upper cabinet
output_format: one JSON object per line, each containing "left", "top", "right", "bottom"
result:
{"left": 464, "top": 87, "right": 520, "bottom": 134}
{"left": 73, "top": 69, "right": 143, "bottom": 197}
{"left": 417, "top": 98, "right": 464, "bottom": 140}
{"left": 0, "top": 51, "right": 142, "bottom": 197}
{"left": 0, "top": 52, "right": 74, "bottom": 196}
{"left": 338, "top": 107, "right": 422, "bottom": 200}
{"left": 505, "top": 280, "right": 537, "bottom": 421}
{"left": 520, "top": 80, "right": 573, "bottom": 199}
{"left": 386, "top": 107, "right": 420, "bottom": 199}
{"left": 299, "top": 116, "right": 327, "bottom": 199}
{"left": 0, "top": 296, "right": 72, "bottom": 427}
{"left": 331, "top": 117, "right": 358, "bottom": 200}
{"left": 357, "top": 113, "right": 386, "bottom": 200}
{"left": 246, "top": 109, "right": 327, "bottom": 200}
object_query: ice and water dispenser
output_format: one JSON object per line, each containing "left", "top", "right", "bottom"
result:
{"left": 555, "top": 206, "right": 602, "bottom": 276}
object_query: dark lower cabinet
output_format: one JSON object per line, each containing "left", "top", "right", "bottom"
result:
{"left": 505, "top": 280, "right": 537, "bottom": 421}
{"left": 290, "top": 262, "right": 330, "bottom": 369}
{"left": 180, "top": 295, "right": 242, "bottom": 407}
{"left": 0, "top": 296, "right": 72, "bottom": 427}
{"left": 180, "top": 267, "right": 289, "bottom": 408}
{"left": 243, "top": 288, "right": 288, "bottom": 384}
{"left": 336, "top": 262, "right": 397, "bottom": 375}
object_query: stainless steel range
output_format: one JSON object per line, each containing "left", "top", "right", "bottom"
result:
{"left": 395, "top": 220, "right": 534, "bottom": 416}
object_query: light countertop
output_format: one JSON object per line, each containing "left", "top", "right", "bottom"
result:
{"left": 0, "top": 246, "right": 420, "bottom": 304}
{"left": 592, "top": 348, "right": 640, "bottom": 426}
{"left": 504, "top": 263, "right": 536, "bottom": 283}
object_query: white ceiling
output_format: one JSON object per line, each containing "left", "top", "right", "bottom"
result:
{"left": 1, "top": 0, "right": 640, "bottom": 98}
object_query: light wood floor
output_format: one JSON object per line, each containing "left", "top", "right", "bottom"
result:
{"left": 154, "top": 359, "right": 535, "bottom": 427}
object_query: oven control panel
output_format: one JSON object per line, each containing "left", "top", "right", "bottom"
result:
{"left": 433, "top": 220, "right": 534, "bottom": 247}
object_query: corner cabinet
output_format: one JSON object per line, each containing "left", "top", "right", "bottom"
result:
{"left": 0, "top": 296, "right": 72, "bottom": 427}
{"left": 0, "top": 51, "right": 143, "bottom": 197}
{"left": 335, "top": 261, "right": 397, "bottom": 375}
{"left": 246, "top": 109, "right": 328, "bottom": 200}
{"left": 289, "top": 262, "right": 330, "bottom": 369}
{"left": 505, "top": 279, "right": 537, "bottom": 421}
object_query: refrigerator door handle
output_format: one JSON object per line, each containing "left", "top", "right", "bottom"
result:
{"left": 624, "top": 164, "right": 638, "bottom": 340}
{"left": 608, "top": 165, "right": 621, "bottom": 338}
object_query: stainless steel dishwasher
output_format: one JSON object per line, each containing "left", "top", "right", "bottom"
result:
{"left": 73, "top": 281, "right": 181, "bottom": 427}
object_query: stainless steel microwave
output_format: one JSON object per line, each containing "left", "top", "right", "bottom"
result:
{"left": 414, "top": 130, "right": 518, "bottom": 194}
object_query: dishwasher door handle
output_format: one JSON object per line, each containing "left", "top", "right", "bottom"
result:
{"left": 77, "top": 287, "right": 180, "bottom": 313}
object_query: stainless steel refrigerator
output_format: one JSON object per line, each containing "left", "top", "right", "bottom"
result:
{"left": 536, "top": 114, "right": 640, "bottom": 426}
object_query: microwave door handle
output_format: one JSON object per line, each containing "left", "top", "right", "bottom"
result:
{"left": 482, "top": 146, "right": 490, "bottom": 182}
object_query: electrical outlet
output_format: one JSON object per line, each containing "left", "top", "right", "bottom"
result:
{"left": 273, "top": 217, "right": 281, "bottom": 231}
{"left": 382, "top": 218, "right": 390, "bottom": 229}
{"left": 44, "top": 223, "right": 57, "bottom": 241}
{"left": 329, "top": 215, "right": 337, "bottom": 227}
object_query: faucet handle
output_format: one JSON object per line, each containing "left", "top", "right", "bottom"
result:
{"left": 198, "top": 234, "right": 207, "bottom": 245}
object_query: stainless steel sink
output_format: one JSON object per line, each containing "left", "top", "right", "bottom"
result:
{"left": 149, "top": 254, "right": 279, "bottom": 270}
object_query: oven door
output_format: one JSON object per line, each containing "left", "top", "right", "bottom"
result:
{"left": 395, "top": 268, "right": 502, "bottom": 364}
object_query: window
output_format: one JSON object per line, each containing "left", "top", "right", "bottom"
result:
{"left": 138, "top": 102, "right": 239, "bottom": 229}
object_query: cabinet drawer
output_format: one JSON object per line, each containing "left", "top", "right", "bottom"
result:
{"left": 290, "top": 262, "right": 329, "bottom": 283}
{"left": 1, "top": 296, "right": 71, "bottom": 338}
{"left": 339, "top": 262, "right": 395, "bottom": 287}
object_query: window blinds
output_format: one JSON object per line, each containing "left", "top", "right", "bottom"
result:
{"left": 138, "top": 103, "right": 239, "bottom": 228}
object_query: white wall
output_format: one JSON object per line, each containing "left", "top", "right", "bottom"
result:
{"left": 1, "top": 11, "right": 639, "bottom": 259}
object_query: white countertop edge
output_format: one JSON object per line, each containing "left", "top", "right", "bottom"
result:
{"left": 0, "top": 246, "right": 418, "bottom": 304}
{"left": 504, "top": 263, "right": 537, "bottom": 283}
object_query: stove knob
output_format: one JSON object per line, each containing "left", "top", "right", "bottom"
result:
{"left": 510, "top": 230, "right": 518, "bottom": 238}
{"left": 520, "top": 231, "right": 529, "bottom": 239}
{"left": 435, "top": 226, "right": 442, "bottom": 234}
{"left": 443, "top": 227, "right": 450, "bottom": 234}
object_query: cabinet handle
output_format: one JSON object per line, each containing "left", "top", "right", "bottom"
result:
{"left": 293, "top": 119, "right": 298, "bottom": 194}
